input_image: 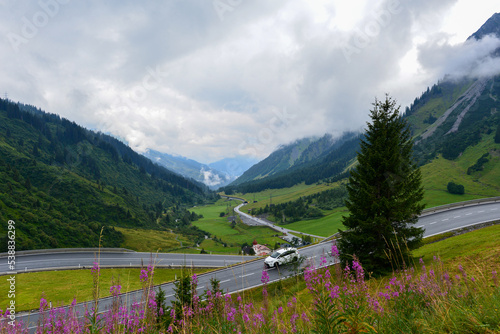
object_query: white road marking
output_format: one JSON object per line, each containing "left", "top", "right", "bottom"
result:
{"left": 478, "top": 211, "right": 485, "bottom": 213}
{"left": 240, "top": 273, "right": 254, "bottom": 278}
{"left": 441, "top": 218, "right": 449, "bottom": 221}
{"left": 429, "top": 221, "right": 437, "bottom": 225}
{"left": 417, "top": 225, "right": 424, "bottom": 228}
{"left": 466, "top": 213, "right": 473, "bottom": 216}
{"left": 220, "top": 279, "right": 231, "bottom": 284}
{"left": 454, "top": 216, "right": 461, "bottom": 218}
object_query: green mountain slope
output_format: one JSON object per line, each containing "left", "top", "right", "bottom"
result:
{"left": 407, "top": 75, "right": 500, "bottom": 205}
{"left": 0, "top": 99, "right": 211, "bottom": 251}
{"left": 223, "top": 133, "right": 360, "bottom": 194}
{"left": 227, "top": 132, "right": 359, "bottom": 190}
{"left": 230, "top": 135, "right": 332, "bottom": 186}
{"left": 411, "top": 75, "right": 500, "bottom": 163}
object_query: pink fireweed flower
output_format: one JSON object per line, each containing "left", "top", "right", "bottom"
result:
{"left": 170, "top": 308, "right": 176, "bottom": 320}
{"left": 459, "top": 264, "right": 467, "bottom": 278}
{"left": 253, "top": 313, "right": 265, "bottom": 323}
{"left": 261, "top": 269, "right": 270, "bottom": 284}
{"left": 330, "top": 285, "right": 340, "bottom": 299}
{"left": 40, "top": 297, "right": 48, "bottom": 310}
{"left": 140, "top": 269, "right": 149, "bottom": 282}
{"left": 343, "top": 263, "right": 351, "bottom": 280}
{"left": 331, "top": 243, "right": 340, "bottom": 257}
{"left": 110, "top": 285, "right": 121, "bottom": 296}
{"left": 379, "top": 292, "right": 391, "bottom": 300}
{"left": 192, "top": 273, "right": 198, "bottom": 286}
{"left": 352, "top": 260, "right": 364, "bottom": 281}
{"left": 324, "top": 269, "right": 331, "bottom": 279}
{"left": 91, "top": 262, "right": 100, "bottom": 275}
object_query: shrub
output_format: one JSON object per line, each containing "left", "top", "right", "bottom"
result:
{"left": 447, "top": 181, "right": 465, "bottom": 195}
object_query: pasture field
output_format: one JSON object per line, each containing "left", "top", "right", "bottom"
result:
{"left": 0, "top": 267, "right": 209, "bottom": 312}
{"left": 115, "top": 226, "right": 191, "bottom": 252}
{"left": 191, "top": 198, "right": 283, "bottom": 254}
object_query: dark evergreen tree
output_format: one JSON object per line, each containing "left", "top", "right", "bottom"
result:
{"left": 338, "top": 95, "right": 425, "bottom": 275}
{"left": 171, "top": 270, "right": 193, "bottom": 315}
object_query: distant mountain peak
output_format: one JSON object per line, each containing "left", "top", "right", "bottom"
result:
{"left": 143, "top": 150, "right": 257, "bottom": 189}
{"left": 468, "top": 12, "right": 500, "bottom": 41}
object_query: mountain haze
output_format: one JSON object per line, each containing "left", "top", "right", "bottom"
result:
{"left": 143, "top": 150, "right": 258, "bottom": 189}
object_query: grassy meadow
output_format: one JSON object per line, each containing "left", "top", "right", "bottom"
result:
{"left": 115, "top": 226, "right": 192, "bottom": 253}
{"left": 0, "top": 267, "right": 210, "bottom": 313}
{"left": 190, "top": 198, "right": 284, "bottom": 254}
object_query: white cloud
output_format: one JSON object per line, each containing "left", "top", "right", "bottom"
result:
{"left": 0, "top": 0, "right": 498, "bottom": 163}
{"left": 417, "top": 34, "right": 500, "bottom": 79}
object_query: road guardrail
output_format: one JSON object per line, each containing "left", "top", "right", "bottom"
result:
{"left": 421, "top": 196, "right": 500, "bottom": 216}
{"left": 0, "top": 247, "right": 135, "bottom": 258}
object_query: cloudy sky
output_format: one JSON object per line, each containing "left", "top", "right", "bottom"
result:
{"left": 1, "top": 0, "right": 499, "bottom": 163}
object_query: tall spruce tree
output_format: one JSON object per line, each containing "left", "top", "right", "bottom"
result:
{"left": 338, "top": 95, "right": 425, "bottom": 275}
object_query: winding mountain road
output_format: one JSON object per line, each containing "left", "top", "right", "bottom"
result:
{"left": 3, "top": 199, "right": 500, "bottom": 332}
{"left": 234, "top": 203, "right": 325, "bottom": 243}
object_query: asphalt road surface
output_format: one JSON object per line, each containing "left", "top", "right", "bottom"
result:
{"left": 0, "top": 251, "right": 258, "bottom": 274}
{"left": 234, "top": 203, "right": 325, "bottom": 243}
{"left": 417, "top": 202, "right": 500, "bottom": 237}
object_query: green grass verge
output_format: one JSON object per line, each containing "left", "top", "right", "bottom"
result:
{"left": 0, "top": 267, "right": 209, "bottom": 312}
{"left": 414, "top": 224, "right": 500, "bottom": 268}
{"left": 281, "top": 208, "right": 347, "bottom": 237}
{"left": 116, "top": 226, "right": 191, "bottom": 252}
